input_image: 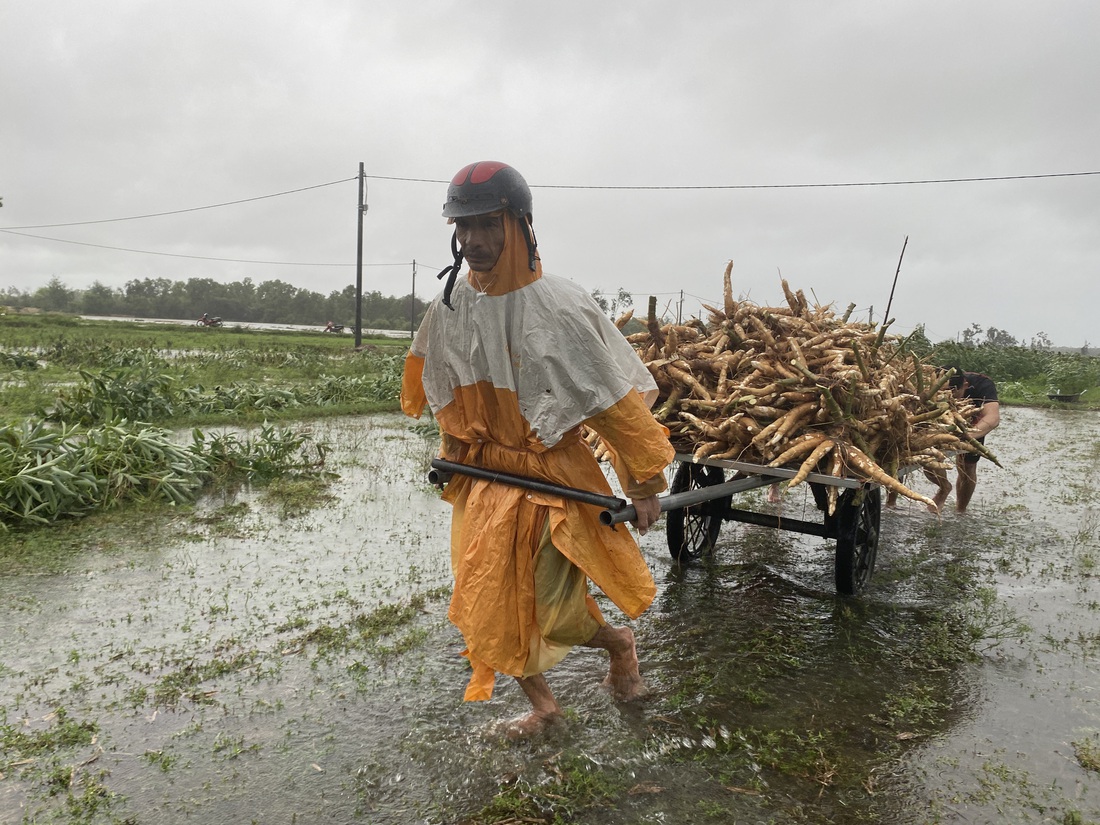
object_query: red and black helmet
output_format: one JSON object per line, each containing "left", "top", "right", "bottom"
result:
{"left": 442, "top": 161, "right": 533, "bottom": 222}
{"left": 436, "top": 161, "right": 539, "bottom": 309}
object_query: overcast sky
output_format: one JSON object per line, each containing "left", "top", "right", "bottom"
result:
{"left": 2, "top": 1, "right": 1097, "bottom": 346}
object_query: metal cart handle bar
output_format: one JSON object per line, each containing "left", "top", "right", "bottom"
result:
{"left": 427, "top": 459, "right": 776, "bottom": 529}
{"left": 599, "top": 474, "right": 775, "bottom": 526}
{"left": 428, "top": 459, "right": 629, "bottom": 512}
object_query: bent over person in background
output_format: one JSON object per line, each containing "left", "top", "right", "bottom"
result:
{"left": 400, "top": 161, "right": 675, "bottom": 738}
{"left": 940, "top": 367, "right": 1000, "bottom": 514}
{"left": 889, "top": 366, "right": 1001, "bottom": 514}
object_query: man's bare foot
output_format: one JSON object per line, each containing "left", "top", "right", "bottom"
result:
{"left": 599, "top": 627, "right": 647, "bottom": 701}
{"left": 498, "top": 709, "right": 564, "bottom": 740}
{"left": 929, "top": 486, "right": 950, "bottom": 515}
{"left": 509, "top": 673, "right": 562, "bottom": 738}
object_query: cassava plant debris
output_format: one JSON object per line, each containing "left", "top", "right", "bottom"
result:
{"left": 591, "top": 262, "right": 999, "bottom": 513}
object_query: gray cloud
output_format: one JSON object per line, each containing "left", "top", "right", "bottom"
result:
{"left": 2, "top": 0, "right": 1097, "bottom": 346}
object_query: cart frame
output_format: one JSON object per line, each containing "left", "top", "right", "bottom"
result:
{"left": 664, "top": 453, "right": 882, "bottom": 596}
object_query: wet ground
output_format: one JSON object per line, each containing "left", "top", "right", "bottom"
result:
{"left": 1, "top": 407, "right": 1098, "bottom": 824}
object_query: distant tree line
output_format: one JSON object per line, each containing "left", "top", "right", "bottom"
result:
{"left": 2, "top": 276, "right": 429, "bottom": 331}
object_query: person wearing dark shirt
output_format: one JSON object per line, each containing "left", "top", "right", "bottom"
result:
{"left": 887, "top": 367, "right": 1000, "bottom": 514}
{"left": 945, "top": 369, "right": 1000, "bottom": 514}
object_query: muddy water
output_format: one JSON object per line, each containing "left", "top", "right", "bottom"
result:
{"left": 1, "top": 408, "right": 1098, "bottom": 823}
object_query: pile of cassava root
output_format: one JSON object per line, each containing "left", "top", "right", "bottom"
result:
{"left": 593, "top": 262, "right": 998, "bottom": 513}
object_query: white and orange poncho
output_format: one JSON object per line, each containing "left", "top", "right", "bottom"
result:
{"left": 400, "top": 214, "right": 675, "bottom": 700}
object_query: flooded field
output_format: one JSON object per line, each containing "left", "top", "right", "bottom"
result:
{"left": 1, "top": 407, "right": 1098, "bottom": 824}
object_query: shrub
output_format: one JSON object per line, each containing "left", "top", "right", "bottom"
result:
{"left": 929, "top": 342, "right": 1052, "bottom": 382}
{"left": 1046, "top": 355, "right": 1100, "bottom": 396}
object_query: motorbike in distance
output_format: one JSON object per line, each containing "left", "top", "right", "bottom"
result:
{"left": 196, "top": 313, "right": 223, "bottom": 327}
{"left": 323, "top": 321, "right": 345, "bottom": 333}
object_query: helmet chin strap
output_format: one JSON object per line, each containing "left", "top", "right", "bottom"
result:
{"left": 437, "top": 230, "right": 464, "bottom": 310}
{"left": 519, "top": 219, "right": 538, "bottom": 271}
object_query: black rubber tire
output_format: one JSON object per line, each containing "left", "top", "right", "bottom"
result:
{"left": 834, "top": 486, "right": 881, "bottom": 595}
{"left": 665, "top": 462, "right": 726, "bottom": 562}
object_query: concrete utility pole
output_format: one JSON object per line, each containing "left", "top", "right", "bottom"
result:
{"left": 410, "top": 260, "right": 417, "bottom": 338}
{"left": 355, "top": 162, "right": 366, "bottom": 348}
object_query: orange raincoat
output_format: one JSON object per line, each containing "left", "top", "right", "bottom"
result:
{"left": 400, "top": 214, "right": 674, "bottom": 700}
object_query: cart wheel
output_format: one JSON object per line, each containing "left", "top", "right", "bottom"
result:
{"left": 666, "top": 462, "right": 726, "bottom": 563}
{"left": 834, "top": 486, "right": 881, "bottom": 596}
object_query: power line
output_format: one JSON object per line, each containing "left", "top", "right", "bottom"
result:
{"left": 5, "top": 166, "right": 1095, "bottom": 271}
{"left": 370, "top": 169, "right": 1100, "bottom": 190}
{"left": 0, "top": 228, "right": 408, "bottom": 267}
{"left": 10, "top": 168, "right": 1100, "bottom": 233}
{"left": 5, "top": 168, "right": 1097, "bottom": 232}
{"left": 0, "top": 177, "right": 357, "bottom": 230}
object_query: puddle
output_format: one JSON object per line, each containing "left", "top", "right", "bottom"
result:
{"left": 1, "top": 408, "right": 1098, "bottom": 823}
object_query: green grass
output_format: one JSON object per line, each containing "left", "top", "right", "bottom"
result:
{"left": 1073, "top": 734, "right": 1100, "bottom": 774}
{"left": 0, "top": 312, "right": 408, "bottom": 354}
{"left": 0, "top": 706, "right": 98, "bottom": 763}
{"left": 998, "top": 378, "right": 1100, "bottom": 409}
{"left": 0, "top": 314, "right": 409, "bottom": 426}
{"left": 0, "top": 501, "right": 185, "bottom": 575}
{"left": 0, "top": 707, "right": 127, "bottom": 823}
{"left": 0, "top": 314, "right": 410, "bottom": 422}
{"left": 463, "top": 752, "right": 624, "bottom": 824}
{"left": 148, "top": 650, "right": 263, "bottom": 708}
{"left": 294, "top": 593, "right": 443, "bottom": 662}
